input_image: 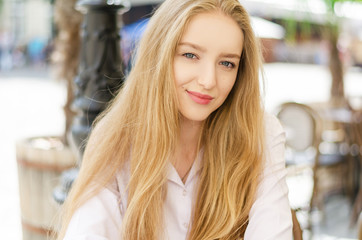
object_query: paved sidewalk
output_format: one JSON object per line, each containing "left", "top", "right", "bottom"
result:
{"left": 0, "top": 66, "right": 65, "bottom": 239}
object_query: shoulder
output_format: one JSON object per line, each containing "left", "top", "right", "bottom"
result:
{"left": 263, "top": 112, "right": 285, "bottom": 145}
{"left": 262, "top": 112, "right": 286, "bottom": 166}
{"left": 64, "top": 187, "right": 122, "bottom": 239}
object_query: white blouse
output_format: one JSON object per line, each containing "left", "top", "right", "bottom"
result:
{"left": 64, "top": 114, "right": 293, "bottom": 240}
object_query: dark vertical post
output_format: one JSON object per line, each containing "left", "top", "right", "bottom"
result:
{"left": 53, "top": 0, "right": 129, "bottom": 204}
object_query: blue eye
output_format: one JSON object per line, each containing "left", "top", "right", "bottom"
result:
{"left": 220, "top": 61, "right": 235, "bottom": 68}
{"left": 183, "top": 53, "right": 197, "bottom": 59}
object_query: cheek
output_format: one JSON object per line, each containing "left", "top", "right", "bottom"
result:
{"left": 174, "top": 59, "right": 188, "bottom": 86}
{"left": 174, "top": 58, "right": 199, "bottom": 86}
{"left": 220, "top": 75, "right": 237, "bottom": 97}
{"left": 174, "top": 68, "right": 186, "bottom": 88}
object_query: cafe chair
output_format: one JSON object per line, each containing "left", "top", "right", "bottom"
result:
{"left": 276, "top": 102, "right": 349, "bottom": 230}
{"left": 292, "top": 209, "right": 303, "bottom": 240}
{"left": 350, "top": 110, "right": 362, "bottom": 225}
{"left": 309, "top": 102, "right": 355, "bottom": 210}
{"left": 358, "top": 212, "right": 362, "bottom": 240}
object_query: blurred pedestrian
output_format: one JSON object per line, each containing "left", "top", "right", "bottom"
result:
{"left": 0, "top": 31, "right": 13, "bottom": 71}
{"left": 27, "top": 37, "right": 46, "bottom": 66}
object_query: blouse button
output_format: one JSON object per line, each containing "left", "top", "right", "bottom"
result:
{"left": 182, "top": 189, "right": 187, "bottom": 196}
{"left": 183, "top": 222, "right": 189, "bottom": 228}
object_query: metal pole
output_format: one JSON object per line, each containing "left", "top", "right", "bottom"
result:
{"left": 53, "top": 0, "right": 129, "bottom": 204}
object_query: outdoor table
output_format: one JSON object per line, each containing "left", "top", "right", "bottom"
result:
{"left": 310, "top": 103, "right": 361, "bottom": 225}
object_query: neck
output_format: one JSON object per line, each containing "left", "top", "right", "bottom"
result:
{"left": 179, "top": 117, "right": 203, "bottom": 152}
{"left": 173, "top": 116, "right": 203, "bottom": 182}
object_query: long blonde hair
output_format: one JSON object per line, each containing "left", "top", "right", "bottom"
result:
{"left": 57, "top": 0, "right": 265, "bottom": 239}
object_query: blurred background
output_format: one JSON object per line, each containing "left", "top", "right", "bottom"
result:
{"left": 0, "top": 0, "right": 362, "bottom": 239}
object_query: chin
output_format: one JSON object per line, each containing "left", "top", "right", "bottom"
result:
{"left": 180, "top": 112, "right": 210, "bottom": 123}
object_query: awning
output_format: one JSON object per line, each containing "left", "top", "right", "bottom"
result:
{"left": 251, "top": 16, "right": 285, "bottom": 39}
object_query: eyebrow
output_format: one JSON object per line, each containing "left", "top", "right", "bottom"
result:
{"left": 178, "top": 42, "right": 207, "bottom": 52}
{"left": 220, "top": 53, "right": 241, "bottom": 59}
{"left": 178, "top": 41, "right": 241, "bottom": 59}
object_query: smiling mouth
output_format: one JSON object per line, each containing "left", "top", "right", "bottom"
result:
{"left": 186, "top": 90, "right": 214, "bottom": 105}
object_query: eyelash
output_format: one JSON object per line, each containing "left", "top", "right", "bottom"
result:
{"left": 183, "top": 53, "right": 197, "bottom": 59}
{"left": 182, "top": 52, "right": 236, "bottom": 69}
{"left": 220, "top": 61, "right": 235, "bottom": 69}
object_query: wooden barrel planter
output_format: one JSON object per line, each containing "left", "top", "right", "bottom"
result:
{"left": 16, "top": 136, "right": 77, "bottom": 240}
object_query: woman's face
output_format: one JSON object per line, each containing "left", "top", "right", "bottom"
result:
{"left": 173, "top": 11, "right": 244, "bottom": 123}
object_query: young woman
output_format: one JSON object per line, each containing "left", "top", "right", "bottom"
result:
{"left": 58, "top": 0, "right": 292, "bottom": 239}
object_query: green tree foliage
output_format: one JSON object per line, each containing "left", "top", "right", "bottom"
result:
{"left": 322, "top": 0, "right": 362, "bottom": 104}
{"left": 288, "top": 0, "right": 362, "bottom": 105}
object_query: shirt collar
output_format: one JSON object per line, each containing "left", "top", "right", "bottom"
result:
{"left": 167, "top": 148, "right": 204, "bottom": 187}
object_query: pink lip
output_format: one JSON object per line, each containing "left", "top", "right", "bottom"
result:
{"left": 186, "top": 90, "right": 214, "bottom": 105}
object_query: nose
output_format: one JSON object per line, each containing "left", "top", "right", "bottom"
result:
{"left": 197, "top": 62, "right": 217, "bottom": 89}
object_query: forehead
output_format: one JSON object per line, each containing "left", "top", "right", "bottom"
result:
{"left": 179, "top": 11, "right": 244, "bottom": 54}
